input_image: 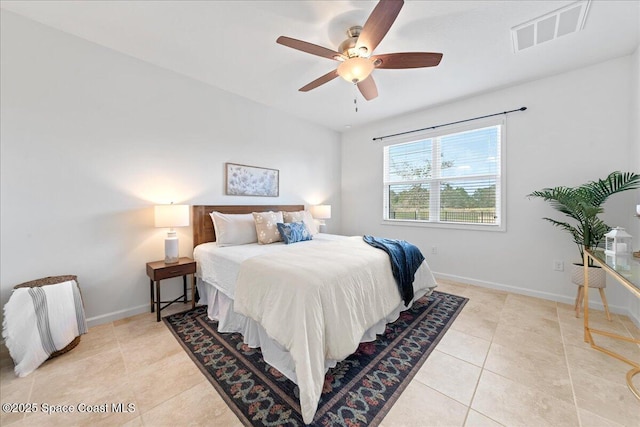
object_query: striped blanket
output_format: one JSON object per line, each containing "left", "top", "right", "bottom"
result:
{"left": 2, "top": 280, "right": 87, "bottom": 377}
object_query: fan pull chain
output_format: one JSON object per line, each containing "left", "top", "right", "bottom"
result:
{"left": 353, "top": 83, "right": 359, "bottom": 113}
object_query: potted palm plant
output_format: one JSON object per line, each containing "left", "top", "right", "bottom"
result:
{"left": 528, "top": 171, "right": 640, "bottom": 288}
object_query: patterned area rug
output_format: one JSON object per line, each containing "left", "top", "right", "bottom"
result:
{"left": 164, "top": 290, "right": 468, "bottom": 426}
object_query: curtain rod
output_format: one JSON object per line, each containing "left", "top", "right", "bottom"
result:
{"left": 372, "top": 106, "right": 527, "bottom": 141}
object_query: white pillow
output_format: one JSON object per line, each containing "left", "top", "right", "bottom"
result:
{"left": 283, "top": 210, "right": 319, "bottom": 235}
{"left": 209, "top": 212, "right": 258, "bottom": 246}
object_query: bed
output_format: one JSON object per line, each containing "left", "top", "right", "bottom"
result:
{"left": 191, "top": 205, "right": 437, "bottom": 424}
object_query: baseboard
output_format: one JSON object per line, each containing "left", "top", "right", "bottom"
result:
{"left": 629, "top": 311, "right": 640, "bottom": 329}
{"left": 80, "top": 275, "right": 640, "bottom": 330}
{"left": 85, "top": 304, "right": 149, "bottom": 328}
{"left": 433, "top": 271, "right": 632, "bottom": 317}
{"left": 626, "top": 300, "right": 640, "bottom": 329}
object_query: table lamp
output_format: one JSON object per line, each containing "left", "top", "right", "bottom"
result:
{"left": 155, "top": 204, "right": 189, "bottom": 264}
{"left": 310, "top": 205, "right": 331, "bottom": 230}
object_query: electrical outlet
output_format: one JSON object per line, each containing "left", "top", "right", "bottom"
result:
{"left": 553, "top": 260, "right": 564, "bottom": 271}
{"left": 431, "top": 246, "right": 437, "bottom": 255}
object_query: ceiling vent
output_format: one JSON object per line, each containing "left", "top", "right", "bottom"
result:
{"left": 511, "top": 0, "right": 591, "bottom": 52}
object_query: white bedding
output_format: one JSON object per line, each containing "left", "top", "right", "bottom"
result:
{"left": 195, "top": 233, "right": 347, "bottom": 299}
{"left": 193, "top": 233, "right": 437, "bottom": 424}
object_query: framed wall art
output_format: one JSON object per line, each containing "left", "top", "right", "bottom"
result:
{"left": 225, "top": 163, "right": 279, "bottom": 197}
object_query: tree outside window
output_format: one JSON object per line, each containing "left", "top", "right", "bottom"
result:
{"left": 383, "top": 122, "right": 503, "bottom": 229}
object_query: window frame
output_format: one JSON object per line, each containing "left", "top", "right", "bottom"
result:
{"left": 382, "top": 117, "right": 506, "bottom": 232}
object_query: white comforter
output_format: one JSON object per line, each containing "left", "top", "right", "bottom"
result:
{"left": 233, "top": 236, "right": 435, "bottom": 424}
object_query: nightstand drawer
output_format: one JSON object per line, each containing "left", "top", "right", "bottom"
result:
{"left": 153, "top": 264, "right": 195, "bottom": 280}
{"left": 146, "top": 258, "right": 196, "bottom": 280}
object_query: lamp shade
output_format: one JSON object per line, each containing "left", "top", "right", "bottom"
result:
{"left": 311, "top": 205, "right": 331, "bottom": 220}
{"left": 154, "top": 204, "right": 189, "bottom": 228}
{"left": 337, "top": 57, "right": 374, "bottom": 83}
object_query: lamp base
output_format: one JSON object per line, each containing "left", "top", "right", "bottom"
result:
{"left": 164, "top": 255, "right": 179, "bottom": 264}
{"left": 165, "top": 231, "right": 179, "bottom": 264}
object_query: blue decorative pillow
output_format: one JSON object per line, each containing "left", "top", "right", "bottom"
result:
{"left": 276, "top": 222, "right": 312, "bottom": 244}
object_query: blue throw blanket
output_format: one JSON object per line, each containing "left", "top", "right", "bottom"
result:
{"left": 363, "top": 235, "right": 425, "bottom": 306}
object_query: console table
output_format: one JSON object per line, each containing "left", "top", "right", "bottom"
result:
{"left": 583, "top": 249, "right": 640, "bottom": 400}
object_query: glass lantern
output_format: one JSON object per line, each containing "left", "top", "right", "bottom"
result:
{"left": 605, "top": 253, "right": 630, "bottom": 271}
{"left": 604, "top": 227, "right": 632, "bottom": 256}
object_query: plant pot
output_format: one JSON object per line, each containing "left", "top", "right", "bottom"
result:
{"left": 570, "top": 263, "right": 606, "bottom": 288}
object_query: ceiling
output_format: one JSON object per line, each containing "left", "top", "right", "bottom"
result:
{"left": 1, "top": 1, "right": 638, "bottom": 132}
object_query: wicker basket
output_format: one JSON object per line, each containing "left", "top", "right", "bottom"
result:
{"left": 13, "top": 275, "right": 82, "bottom": 359}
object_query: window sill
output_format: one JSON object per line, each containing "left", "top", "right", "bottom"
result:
{"left": 381, "top": 219, "right": 505, "bottom": 232}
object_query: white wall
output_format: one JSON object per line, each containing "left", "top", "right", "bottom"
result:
{"left": 0, "top": 11, "right": 341, "bottom": 326}
{"left": 342, "top": 55, "right": 639, "bottom": 319}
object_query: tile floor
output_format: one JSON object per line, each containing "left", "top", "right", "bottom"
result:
{"left": 1, "top": 280, "right": 639, "bottom": 427}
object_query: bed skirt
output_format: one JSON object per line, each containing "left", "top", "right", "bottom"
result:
{"left": 196, "top": 278, "right": 431, "bottom": 385}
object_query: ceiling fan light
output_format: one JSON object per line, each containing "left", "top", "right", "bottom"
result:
{"left": 337, "top": 57, "right": 374, "bottom": 83}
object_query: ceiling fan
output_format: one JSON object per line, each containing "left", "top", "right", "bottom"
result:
{"left": 276, "top": 0, "right": 443, "bottom": 101}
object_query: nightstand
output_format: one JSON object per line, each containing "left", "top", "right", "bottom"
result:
{"left": 146, "top": 257, "right": 196, "bottom": 322}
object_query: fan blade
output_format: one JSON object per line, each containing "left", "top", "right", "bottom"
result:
{"left": 277, "top": 36, "right": 343, "bottom": 61}
{"left": 356, "top": 0, "right": 404, "bottom": 55}
{"left": 357, "top": 75, "right": 378, "bottom": 101}
{"left": 299, "top": 69, "right": 339, "bottom": 92}
{"left": 372, "top": 52, "right": 443, "bottom": 69}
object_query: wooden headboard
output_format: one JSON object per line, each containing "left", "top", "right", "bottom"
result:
{"left": 192, "top": 205, "right": 305, "bottom": 247}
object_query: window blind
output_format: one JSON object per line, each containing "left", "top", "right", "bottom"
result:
{"left": 383, "top": 123, "right": 503, "bottom": 227}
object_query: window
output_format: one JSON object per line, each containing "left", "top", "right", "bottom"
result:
{"left": 383, "top": 119, "right": 505, "bottom": 230}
